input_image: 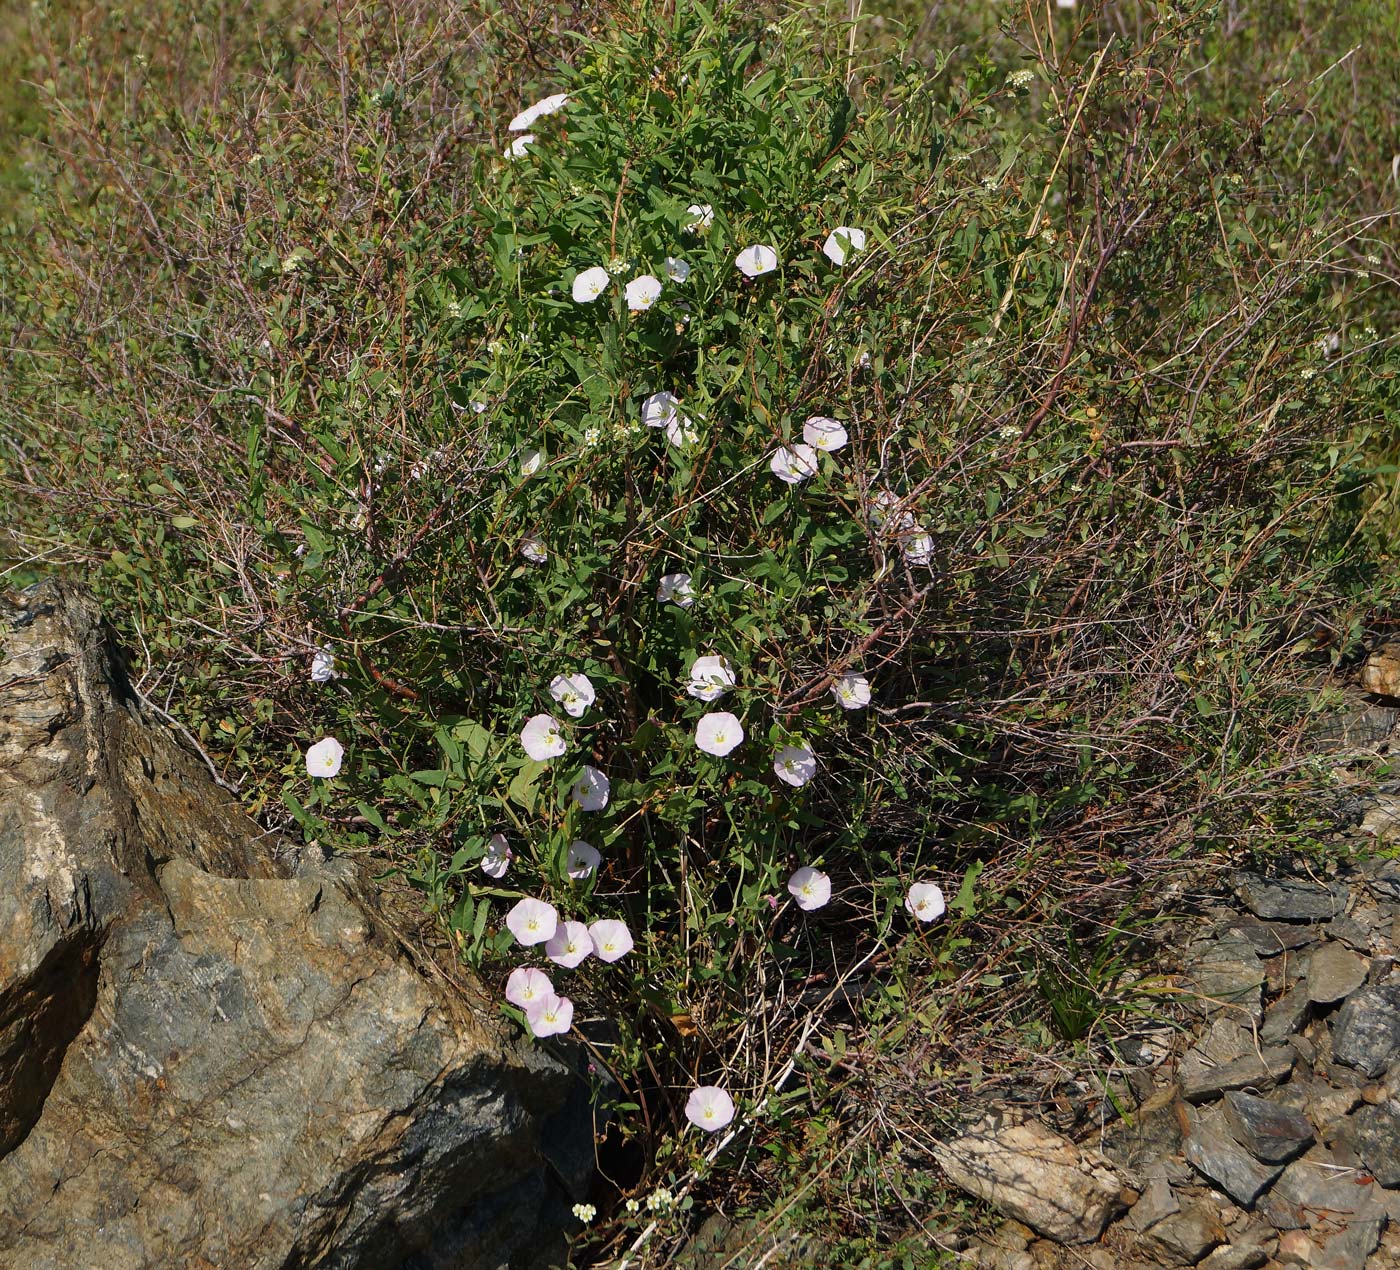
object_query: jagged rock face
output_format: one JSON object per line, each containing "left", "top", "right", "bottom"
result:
{"left": 0, "top": 581, "right": 590, "bottom": 1269}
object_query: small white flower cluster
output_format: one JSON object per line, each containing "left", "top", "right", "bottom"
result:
{"left": 645, "top": 1186, "right": 677, "bottom": 1210}
{"left": 571, "top": 1203, "right": 597, "bottom": 1224}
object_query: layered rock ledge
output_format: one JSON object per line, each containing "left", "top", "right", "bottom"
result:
{"left": 0, "top": 580, "right": 590, "bottom": 1269}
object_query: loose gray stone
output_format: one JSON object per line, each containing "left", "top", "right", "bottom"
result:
{"left": 1234, "top": 874, "right": 1347, "bottom": 924}
{"left": 1178, "top": 1019, "right": 1293, "bottom": 1102}
{"left": 1145, "top": 1205, "right": 1225, "bottom": 1266}
{"left": 1261, "top": 984, "right": 1313, "bottom": 1046}
{"left": 1313, "top": 1206, "right": 1385, "bottom": 1270}
{"left": 1184, "top": 1105, "right": 1286, "bottom": 1206}
{"left": 1331, "top": 983, "right": 1400, "bottom": 1076}
{"left": 1126, "top": 1175, "right": 1181, "bottom": 1232}
{"left": 932, "top": 1115, "right": 1128, "bottom": 1244}
{"left": 1335, "top": 1099, "right": 1400, "bottom": 1187}
{"left": 1322, "top": 914, "right": 1374, "bottom": 953}
{"left": 1221, "top": 1091, "right": 1314, "bottom": 1163}
{"left": 1229, "top": 917, "right": 1317, "bottom": 956}
{"left": 1185, "top": 935, "right": 1266, "bottom": 1021}
{"left": 1305, "top": 942, "right": 1368, "bottom": 1004}
{"left": 1258, "top": 1145, "right": 1383, "bottom": 1230}
{"left": 1197, "top": 1247, "right": 1268, "bottom": 1270}
{"left": 1307, "top": 704, "right": 1400, "bottom": 752}
{"left": 1364, "top": 860, "right": 1400, "bottom": 903}
{"left": 1101, "top": 1099, "right": 1186, "bottom": 1178}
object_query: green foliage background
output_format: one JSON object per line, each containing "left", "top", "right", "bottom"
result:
{"left": 1, "top": 0, "right": 1397, "bottom": 1263}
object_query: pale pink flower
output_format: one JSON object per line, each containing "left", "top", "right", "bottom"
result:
{"left": 508, "top": 92, "right": 568, "bottom": 132}
{"left": 657, "top": 572, "right": 695, "bottom": 607}
{"left": 550, "top": 672, "right": 595, "bottom": 718}
{"left": 787, "top": 866, "right": 832, "bottom": 911}
{"left": 506, "top": 897, "right": 559, "bottom": 946}
{"left": 505, "top": 966, "right": 553, "bottom": 1008}
{"left": 520, "top": 713, "right": 567, "bottom": 760}
{"left": 642, "top": 390, "right": 682, "bottom": 429}
{"left": 305, "top": 736, "right": 344, "bottom": 778}
{"left": 831, "top": 674, "right": 871, "bottom": 710}
{"left": 773, "top": 744, "right": 817, "bottom": 788}
{"left": 526, "top": 991, "right": 574, "bottom": 1037}
{"left": 685, "top": 1085, "right": 735, "bottom": 1131}
{"left": 696, "top": 711, "right": 744, "bottom": 757}
{"left": 481, "top": 833, "right": 513, "bottom": 879}
{"left": 625, "top": 274, "right": 663, "bottom": 312}
{"left": 905, "top": 881, "right": 946, "bottom": 923}
{"left": 687, "top": 655, "right": 735, "bottom": 702}
{"left": 545, "top": 920, "right": 594, "bottom": 969}
{"left": 802, "top": 416, "right": 848, "bottom": 453}
{"left": 571, "top": 765, "right": 610, "bottom": 811}
{"left": 566, "top": 840, "right": 601, "bottom": 881}
{"left": 735, "top": 244, "right": 778, "bottom": 277}
{"left": 310, "top": 647, "right": 338, "bottom": 682}
{"left": 589, "top": 918, "right": 634, "bottom": 963}
{"left": 572, "top": 266, "right": 610, "bottom": 304}
{"left": 770, "top": 444, "right": 818, "bottom": 484}
{"left": 822, "top": 226, "right": 867, "bottom": 266}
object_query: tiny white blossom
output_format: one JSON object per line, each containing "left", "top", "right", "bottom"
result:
{"left": 831, "top": 674, "right": 872, "bottom": 710}
{"left": 521, "top": 713, "right": 567, "bottom": 760}
{"left": 687, "top": 655, "right": 735, "bottom": 702}
{"left": 572, "top": 266, "right": 610, "bottom": 304}
{"left": 546, "top": 919, "right": 594, "bottom": 969}
{"left": 905, "top": 881, "right": 947, "bottom": 923}
{"left": 572, "top": 1203, "right": 598, "bottom": 1223}
{"left": 657, "top": 572, "right": 695, "bottom": 607}
{"left": 504, "top": 133, "right": 536, "bottom": 160}
{"left": 506, "top": 897, "right": 559, "bottom": 946}
{"left": 696, "top": 711, "right": 744, "bottom": 757}
{"left": 787, "top": 865, "right": 832, "bottom": 911}
{"left": 822, "top": 226, "right": 867, "bottom": 266}
{"left": 526, "top": 990, "right": 573, "bottom": 1037}
{"left": 770, "top": 443, "right": 819, "bottom": 484}
{"left": 566, "top": 840, "right": 601, "bottom": 881}
{"left": 305, "top": 736, "right": 344, "bottom": 779}
{"left": 683, "top": 203, "right": 714, "bottom": 232}
{"left": 625, "top": 274, "right": 663, "bottom": 311}
{"left": 774, "top": 744, "right": 817, "bottom": 788}
{"left": 508, "top": 91, "right": 568, "bottom": 132}
{"left": 582, "top": 426, "right": 601, "bottom": 447}
{"left": 735, "top": 244, "right": 778, "bottom": 277}
{"left": 520, "top": 536, "right": 548, "bottom": 563}
{"left": 802, "top": 416, "right": 848, "bottom": 453}
{"left": 571, "top": 765, "right": 610, "bottom": 811}
{"left": 665, "top": 256, "right": 691, "bottom": 283}
{"left": 481, "top": 833, "right": 513, "bottom": 879}
{"left": 589, "top": 918, "right": 634, "bottom": 962}
{"left": 550, "top": 672, "right": 596, "bottom": 718}
{"left": 310, "top": 646, "right": 338, "bottom": 683}
{"left": 685, "top": 1086, "right": 735, "bottom": 1131}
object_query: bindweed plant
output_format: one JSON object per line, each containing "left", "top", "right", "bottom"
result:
{"left": 4, "top": 0, "right": 1398, "bottom": 1257}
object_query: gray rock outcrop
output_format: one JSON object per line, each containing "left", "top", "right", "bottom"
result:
{"left": 0, "top": 580, "right": 590, "bottom": 1268}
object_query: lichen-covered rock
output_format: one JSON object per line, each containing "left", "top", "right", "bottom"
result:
{"left": 0, "top": 580, "right": 590, "bottom": 1268}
